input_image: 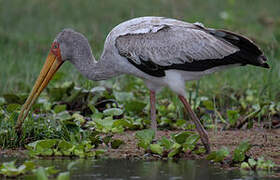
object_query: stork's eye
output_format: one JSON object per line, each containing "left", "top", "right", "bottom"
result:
{"left": 51, "top": 42, "right": 62, "bottom": 61}
{"left": 52, "top": 42, "right": 59, "bottom": 49}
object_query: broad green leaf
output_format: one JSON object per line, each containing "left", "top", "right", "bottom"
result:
{"left": 159, "top": 136, "right": 173, "bottom": 150}
{"left": 248, "top": 158, "right": 257, "bottom": 167}
{"left": 202, "top": 100, "right": 214, "bottom": 110}
{"left": 185, "top": 134, "right": 200, "bottom": 145}
{"left": 23, "top": 161, "right": 36, "bottom": 172}
{"left": 34, "top": 167, "right": 48, "bottom": 180}
{"left": 168, "top": 143, "right": 181, "bottom": 158}
{"left": 206, "top": 146, "right": 229, "bottom": 162}
{"left": 111, "top": 139, "right": 124, "bottom": 149}
{"left": 240, "top": 162, "right": 250, "bottom": 169}
{"left": 57, "top": 172, "right": 70, "bottom": 180}
{"left": 72, "top": 113, "right": 86, "bottom": 125}
{"left": 67, "top": 160, "right": 80, "bottom": 170}
{"left": 183, "top": 134, "right": 200, "bottom": 151}
{"left": 95, "top": 149, "right": 106, "bottom": 156}
{"left": 58, "top": 140, "right": 74, "bottom": 152}
{"left": 0, "top": 97, "right": 5, "bottom": 104}
{"left": 124, "top": 100, "right": 146, "bottom": 113}
{"left": 233, "top": 141, "right": 251, "bottom": 163}
{"left": 256, "top": 157, "right": 275, "bottom": 170}
{"left": 103, "top": 108, "right": 123, "bottom": 116}
{"left": 113, "top": 91, "right": 134, "bottom": 102}
{"left": 135, "top": 129, "right": 155, "bottom": 141}
{"left": 54, "top": 104, "right": 67, "bottom": 113}
{"left": 103, "top": 135, "right": 113, "bottom": 145}
{"left": 167, "top": 103, "right": 176, "bottom": 111}
{"left": 135, "top": 129, "right": 155, "bottom": 146}
{"left": 175, "top": 119, "right": 186, "bottom": 128}
{"left": 0, "top": 161, "right": 22, "bottom": 177}
{"left": 150, "top": 144, "right": 163, "bottom": 155}
{"left": 3, "top": 94, "right": 22, "bottom": 104}
{"left": 45, "top": 166, "right": 60, "bottom": 175}
{"left": 6, "top": 103, "right": 21, "bottom": 112}
{"left": 94, "top": 117, "right": 114, "bottom": 133}
{"left": 35, "top": 139, "right": 59, "bottom": 150}
{"left": 173, "top": 131, "right": 194, "bottom": 144}
{"left": 227, "top": 110, "right": 240, "bottom": 126}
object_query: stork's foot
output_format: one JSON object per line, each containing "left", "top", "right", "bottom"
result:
{"left": 199, "top": 129, "right": 211, "bottom": 154}
{"left": 178, "top": 95, "right": 211, "bottom": 154}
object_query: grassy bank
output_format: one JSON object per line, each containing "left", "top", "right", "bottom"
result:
{"left": 0, "top": 0, "right": 280, "bottom": 97}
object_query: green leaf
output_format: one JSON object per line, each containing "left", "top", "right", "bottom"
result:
{"left": 103, "top": 135, "right": 113, "bottom": 145}
{"left": 6, "top": 103, "right": 21, "bottom": 112}
{"left": 103, "top": 108, "right": 123, "bottom": 116}
{"left": 94, "top": 117, "right": 114, "bottom": 133}
{"left": 168, "top": 143, "right": 181, "bottom": 158}
{"left": 54, "top": 104, "right": 67, "bottom": 113}
{"left": 173, "top": 131, "right": 194, "bottom": 144}
{"left": 206, "top": 146, "right": 229, "bottom": 163}
{"left": 183, "top": 134, "right": 200, "bottom": 151}
{"left": 67, "top": 161, "right": 80, "bottom": 171}
{"left": 3, "top": 94, "right": 22, "bottom": 104}
{"left": 256, "top": 157, "right": 275, "bottom": 170}
{"left": 57, "top": 172, "right": 70, "bottom": 180}
{"left": 111, "top": 139, "right": 124, "bottom": 149}
{"left": 45, "top": 166, "right": 60, "bottom": 175}
{"left": 185, "top": 134, "right": 200, "bottom": 145}
{"left": 95, "top": 149, "right": 106, "bottom": 157}
{"left": 248, "top": 158, "right": 257, "bottom": 167}
{"left": 113, "top": 91, "right": 134, "bottom": 102}
{"left": 23, "top": 161, "right": 36, "bottom": 172}
{"left": 135, "top": 129, "right": 155, "bottom": 150}
{"left": 240, "top": 162, "right": 250, "bottom": 170}
{"left": 72, "top": 113, "right": 86, "bottom": 125}
{"left": 34, "top": 167, "right": 48, "bottom": 180}
{"left": 158, "top": 136, "right": 173, "bottom": 150}
{"left": 175, "top": 119, "right": 186, "bottom": 128}
{"left": 202, "top": 100, "right": 214, "bottom": 110}
{"left": 150, "top": 144, "right": 163, "bottom": 155}
{"left": 0, "top": 161, "right": 22, "bottom": 177}
{"left": 233, "top": 141, "right": 251, "bottom": 163}
{"left": 58, "top": 140, "right": 74, "bottom": 155}
{"left": 124, "top": 100, "right": 146, "bottom": 113}
{"left": 227, "top": 109, "right": 240, "bottom": 126}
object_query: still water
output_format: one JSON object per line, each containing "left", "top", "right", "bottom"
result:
{"left": 0, "top": 157, "right": 277, "bottom": 180}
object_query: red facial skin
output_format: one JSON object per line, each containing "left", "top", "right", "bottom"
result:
{"left": 51, "top": 42, "right": 62, "bottom": 61}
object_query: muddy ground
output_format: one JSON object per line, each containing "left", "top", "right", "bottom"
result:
{"left": 107, "top": 128, "right": 280, "bottom": 165}
{"left": 1, "top": 128, "right": 279, "bottom": 165}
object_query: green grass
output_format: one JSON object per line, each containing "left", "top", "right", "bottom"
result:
{"left": 1, "top": 0, "right": 280, "bottom": 97}
{"left": 0, "top": 0, "right": 280, "bottom": 144}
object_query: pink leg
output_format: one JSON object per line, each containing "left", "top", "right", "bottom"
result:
{"left": 150, "top": 90, "right": 157, "bottom": 132}
{"left": 178, "top": 95, "right": 211, "bottom": 153}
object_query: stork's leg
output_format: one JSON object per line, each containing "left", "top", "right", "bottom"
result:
{"left": 178, "top": 95, "right": 211, "bottom": 153}
{"left": 150, "top": 90, "right": 157, "bottom": 132}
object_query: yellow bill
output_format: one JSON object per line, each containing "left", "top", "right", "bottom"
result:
{"left": 15, "top": 49, "right": 63, "bottom": 133}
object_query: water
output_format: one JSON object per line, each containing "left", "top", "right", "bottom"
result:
{"left": 0, "top": 156, "right": 277, "bottom": 180}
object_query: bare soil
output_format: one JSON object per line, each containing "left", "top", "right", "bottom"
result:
{"left": 1, "top": 128, "right": 279, "bottom": 165}
{"left": 106, "top": 128, "right": 280, "bottom": 165}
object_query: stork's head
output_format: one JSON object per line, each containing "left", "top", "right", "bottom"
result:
{"left": 16, "top": 29, "right": 89, "bottom": 131}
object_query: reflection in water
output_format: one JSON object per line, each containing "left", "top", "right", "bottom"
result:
{"left": 0, "top": 157, "right": 277, "bottom": 180}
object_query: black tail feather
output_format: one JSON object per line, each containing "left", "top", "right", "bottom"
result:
{"left": 208, "top": 29, "right": 269, "bottom": 69}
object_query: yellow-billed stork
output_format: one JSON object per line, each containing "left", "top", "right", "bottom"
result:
{"left": 16, "top": 17, "right": 269, "bottom": 153}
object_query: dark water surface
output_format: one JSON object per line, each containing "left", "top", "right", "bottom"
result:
{"left": 0, "top": 156, "right": 278, "bottom": 180}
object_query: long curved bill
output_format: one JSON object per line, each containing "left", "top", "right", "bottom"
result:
{"left": 15, "top": 51, "right": 64, "bottom": 132}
